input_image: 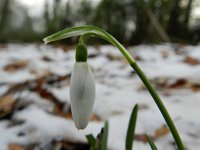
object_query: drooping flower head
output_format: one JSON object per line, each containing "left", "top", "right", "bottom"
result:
{"left": 70, "top": 43, "right": 95, "bottom": 129}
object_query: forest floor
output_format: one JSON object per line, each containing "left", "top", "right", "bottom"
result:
{"left": 0, "top": 43, "right": 200, "bottom": 150}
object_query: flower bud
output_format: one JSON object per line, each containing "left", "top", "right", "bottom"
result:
{"left": 70, "top": 62, "right": 95, "bottom": 129}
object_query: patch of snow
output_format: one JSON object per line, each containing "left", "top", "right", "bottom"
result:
{"left": 0, "top": 44, "right": 200, "bottom": 150}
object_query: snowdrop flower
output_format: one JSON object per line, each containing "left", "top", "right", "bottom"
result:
{"left": 70, "top": 43, "right": 95, "bottom": 129}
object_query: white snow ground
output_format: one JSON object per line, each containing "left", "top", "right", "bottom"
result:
{"left": 0, "top": 44, "right": 200, "bottom": 150}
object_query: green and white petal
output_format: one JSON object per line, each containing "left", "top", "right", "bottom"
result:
{"left": 70, "top": 62, "right": 95, "bottom": 129}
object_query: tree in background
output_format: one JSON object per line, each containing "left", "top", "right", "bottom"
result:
{"left": 0, "top": 0, "right": 36, "bottom": 42}
{"left": 0, "top": 0, "right": 199, "bottom": 44}
{"left": 43, "top": 0, "right": 73, "bottom": 44}
{"left": 0, "top": 0, "right": 11, "bottom": 42}
{"left": 128, "top": 0, "right": 194, "bottom": 43}
{"left": 167, "top": 0, "right": 194, "bottom": 42}
{"left": 91, "top": 0, "right": 128, "bottom": 43}
{"left": 44, "top": 0, "right": 62, "bottom": 34}
{"left": 128, "top": 0, "right": 149, "bottom": 44}
{"left": 77, "top": 0, "right": 93, "bottom": 24}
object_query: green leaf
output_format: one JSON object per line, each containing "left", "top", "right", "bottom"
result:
{"left": 126, "top": 104, "right": 139, "bottom": 150}
{"left": 43, "top": 25, "right": 109, "bottom": 44}
{"left": 43, "top": 25, "right": 134, "bottom": 64}
{"left": 101, "top": 121, "right": 109, "bottom": 150}
{"left": 86, "top": 134, "right": 96, "bottom": 150}
{"left": 147, "top": 135, "right": 158, "bottom": 150}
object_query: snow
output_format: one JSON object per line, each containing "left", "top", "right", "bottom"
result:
{"left": 0, "top": 44, "right": 200, "bottom": 150}
{"left": 183, "top": 45, "right": 200, "bottom": 61}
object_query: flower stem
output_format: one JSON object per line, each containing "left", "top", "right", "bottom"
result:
{"left": 130, "top": 62, "right": 184, "bottom": 150}
{"left": 89, "top": 28, "right": 185, "bottom": 149}
{"left": 80, "top": 31, "right": 184, "bottom": 149}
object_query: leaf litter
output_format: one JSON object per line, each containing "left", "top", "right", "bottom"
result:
{"left": 0, "top": 43, "right": 200, "bottom": 150}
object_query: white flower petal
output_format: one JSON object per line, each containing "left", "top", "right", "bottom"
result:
{"left": 70, "top": 62, "right": 95, "bottom": 129}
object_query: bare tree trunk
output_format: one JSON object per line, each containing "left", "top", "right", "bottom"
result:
{"left": 0, "top": 0, "right": 11, "bottom": 34}
{"left": 53, "top": 0, "right": 61, "bottom": 31}
{"left": 167, "top": 0, "right": 181, "bottom": 36}
{"left": 184, "top": 0, "right": 193, "bottom": 26}
{"left": 44, "top": 0, "right": 50, "bottom": 34}
{"left": 145, "top": 7, "right": 171, "bottom": 42}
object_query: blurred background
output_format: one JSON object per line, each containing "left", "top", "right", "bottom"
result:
{"left": 0, "top": 0, "right": 200, "bottom": 150}
{"left": 0, "top": 0, "right": 200, "bottom": 44}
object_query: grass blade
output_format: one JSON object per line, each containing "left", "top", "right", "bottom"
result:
{"left": 126, "top": 104, "right": 139, "bottom": 150}
{"left": 86, "top": 134, "right": 96, "bottom": 149}
{"left": 147, "top": 135, "right": 158, "bottom": 150}
{"left": 101, "top": 121, "right": 109, "bottom": 150}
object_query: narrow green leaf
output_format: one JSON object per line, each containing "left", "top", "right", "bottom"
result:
{"left": 147, "top": 135, "right": 158, "bottom": 150}
{"left": 86, "top": 134, "right": 96, "bottom": 150}
{"left": 96, "top": 128, "right": 103, "bottom": 150}
{"left": 126, "top": 104, "right": 139, "bottom": 150}
{"left": 43, "top": 25, "right": 108, "bottom": 44}
{"left": 101, "top": 121, "right": 109, "bottom": 150}
{"left": 43, "top": 25, "right": 134, "bottom": 63}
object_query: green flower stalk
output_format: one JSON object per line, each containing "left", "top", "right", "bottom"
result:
{"left": 43, "top": 25, "right": 184, "bottom": 149}
{"left": 70, "top": 43, "right": 95, "bottom": 129}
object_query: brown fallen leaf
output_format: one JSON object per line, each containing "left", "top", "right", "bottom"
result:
{"left": 42, "top": 56, "right": 53, "bottom": 62}
{"left": 135, "top": 125, "right": 169, "bottom": 143}
{"left": 4, "top": 60, "right": 29, "bottom": 72}
{"left": 90, "top": 113, "right": 102, "bottom": 121}
{"left": 154, "top": 125, "right": 169, "bottom": 138}
{"left": 169, "top": 79, "right": 187, "bottom": 89}
{"left": 9, "top": 144, "right": 25, "bottom": 150}
{"left": 135, "top": 134, "right": 148, "bottom": 143}
{"left": 2, "top": 73, "right": 71, "bottom": 118}
{"left": 9, "top": 143, "right": 35, "bottom": 150}
{"left": 53, "top": 103, "right": 67, "bottom": 117}
{"left": 151, "top": 76, "right": 200, "bottom": 93}
{"left": 6, "top": 73, "right": 70, "bottom": 95}
{"left": 191, "top": 84, "right": 200, "bottom": 92}
{"left": 0, "top": 95, "right": 16, "bottom": 119}
{"left": 183, "top": 56, "right": 199, "bottom": 65}
{"left": 53, "top": 139, "right": 90, "bottom": 150}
